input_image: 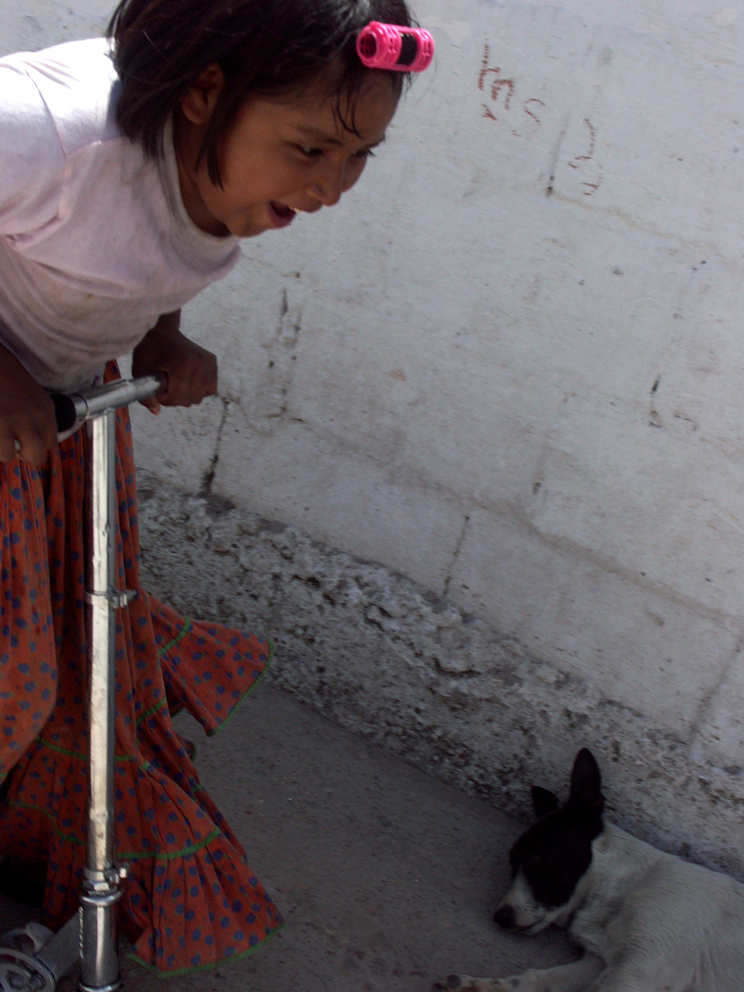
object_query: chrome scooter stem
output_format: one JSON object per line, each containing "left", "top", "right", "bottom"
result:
{"left": 76, "top": 375, "right": 164, "bottom": 992}
{"left": 78, "top": 407, "right": 123, "bottom": 992}
{"left": 1, "top": 374, "right": 165, "bottom": 992}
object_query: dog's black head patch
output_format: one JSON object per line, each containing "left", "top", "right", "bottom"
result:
{"left": 509, "top": 749, "right": 605, "bottom": 909}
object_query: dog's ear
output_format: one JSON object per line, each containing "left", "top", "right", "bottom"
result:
{"left": 531, "top": 785, "right": 559, "bottom": 819}
{"left": 568, "top": 748, "right": 604, "bottom": 816}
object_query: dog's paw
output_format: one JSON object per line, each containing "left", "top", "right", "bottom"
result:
{"left": 433, "top": 978, "right": 512, "bottom": 992}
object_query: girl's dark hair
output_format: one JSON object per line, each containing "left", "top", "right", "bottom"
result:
{"left": 107, "top": 0, "right": 414, "bottom": 185}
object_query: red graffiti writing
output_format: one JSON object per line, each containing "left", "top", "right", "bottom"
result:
{"left": 568, "top": 119, "right": 596, "bottom": 168}
{"left": 476, "top": 43, "right": 605, "bottom": 198}
{"left": 522, "top": 98, "right": 546, "bottom": 126}
{"left": 478, "top": 43, "right": 515, "bottom": 117}
{"left": 567, "top": 119, "right": 603, "bottom": 196}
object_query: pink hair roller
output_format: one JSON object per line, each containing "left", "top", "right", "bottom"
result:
{"left": 357, "top": 21, "right": 435, "bottom": 73}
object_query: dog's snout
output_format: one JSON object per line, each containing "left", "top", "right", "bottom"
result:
{"left": 493, "top": 904, "right": 516, "bottom": 929}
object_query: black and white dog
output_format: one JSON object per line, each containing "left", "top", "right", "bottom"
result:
{"left": 437, "top": 748, "right": 744, "bottom": 992}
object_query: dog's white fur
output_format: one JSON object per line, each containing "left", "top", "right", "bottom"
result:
{"left": 441, "top": 795, "right": 744, "bottom": 991}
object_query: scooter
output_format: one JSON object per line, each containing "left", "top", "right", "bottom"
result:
{"left": 0, "top": 374, "right": 165, "bottom": 992}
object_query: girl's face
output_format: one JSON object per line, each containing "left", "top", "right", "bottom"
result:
{"left": 176, "top": 66, "right": 400, "bottom": 238}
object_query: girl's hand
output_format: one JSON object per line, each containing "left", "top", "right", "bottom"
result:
{"left": 132, "top": 311, "right": 218, "bottom": 413}
{"left": 0, "top": 343, "right": 57, "bottom": 465}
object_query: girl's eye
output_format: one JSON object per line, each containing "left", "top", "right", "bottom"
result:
{"left": 294, "top": 145, "right": 376, "bottom": 161}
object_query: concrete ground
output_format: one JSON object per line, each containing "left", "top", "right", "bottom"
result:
{"left": 0, "top": 686, "right": 576, "bottom": 991}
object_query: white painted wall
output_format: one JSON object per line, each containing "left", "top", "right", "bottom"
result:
{"left": 3, "top": 1, "right": 744, "bottom": 857}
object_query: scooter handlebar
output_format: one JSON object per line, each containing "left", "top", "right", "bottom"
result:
{"left": 52, "top": 373, "right": 168, "bottom": 439}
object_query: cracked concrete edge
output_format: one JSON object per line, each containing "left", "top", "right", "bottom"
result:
{"left": 193, "top": 389, "right": 744, "bottom": 633}
{"left": 135, "top": 473, "right": 744, "bottom": 881}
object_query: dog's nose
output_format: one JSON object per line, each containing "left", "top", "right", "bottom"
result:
{"left": 494, "top": 904, "right": 516, "bottom": 929}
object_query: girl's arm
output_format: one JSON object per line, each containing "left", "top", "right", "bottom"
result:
{"left": 131, "top": 310, "right": 218, "bottom": 414}
{"left": 0, "top": 332, "right": 57, "bottom": 465}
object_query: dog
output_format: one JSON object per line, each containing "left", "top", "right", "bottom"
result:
{"left": 436, "top": 748, "right": 744, "bottom": 992}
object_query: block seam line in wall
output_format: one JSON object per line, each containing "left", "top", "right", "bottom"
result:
{"left": 200, "top": 395, "right": 231, "bottom": 497}
{"left": 688, "top": 634, "right": 744, "bottom": 741}
{"left": 512, "top": 504, "right": 743, "bottom": 632}
{"left": 442, "top": 512, "right": 471, "bottom": 599}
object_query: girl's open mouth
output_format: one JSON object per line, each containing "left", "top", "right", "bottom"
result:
{"left": 268, "top": 202, "right": 296, "bottom": 228}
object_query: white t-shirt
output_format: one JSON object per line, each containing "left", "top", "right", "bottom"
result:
{"left": 0, "top": 38, "right": 241, "bottom": 392}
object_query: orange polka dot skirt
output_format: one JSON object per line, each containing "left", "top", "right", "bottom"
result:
{"left": 0, "top": 387, "right": 283, "bottom": 975}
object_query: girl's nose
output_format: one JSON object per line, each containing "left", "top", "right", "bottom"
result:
{"left": 308, "top": 162, "right": 346, "bottom": 207}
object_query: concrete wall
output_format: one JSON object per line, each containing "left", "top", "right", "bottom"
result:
{"left": 3, "top": 1, "right": 744, "bottom": 872}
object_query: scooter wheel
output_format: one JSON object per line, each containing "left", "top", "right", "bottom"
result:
{"left": 0, "top": 947, "right": 56, "bottom": 991}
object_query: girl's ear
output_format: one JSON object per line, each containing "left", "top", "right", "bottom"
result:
{"left": 180, "top": 64, "right": 226, "bottom": 125}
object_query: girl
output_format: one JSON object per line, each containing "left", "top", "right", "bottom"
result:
{"left": 0, "top": 0, "right": 427, "bottom": 976}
